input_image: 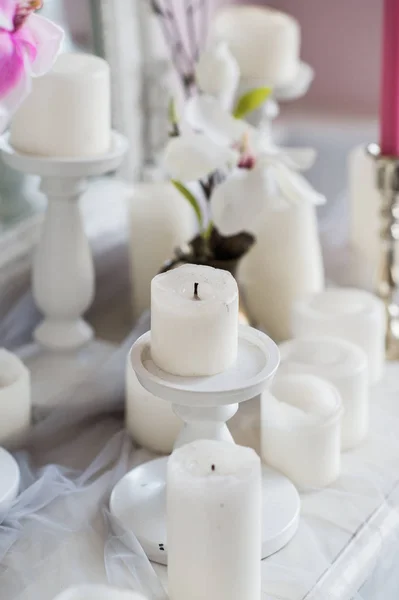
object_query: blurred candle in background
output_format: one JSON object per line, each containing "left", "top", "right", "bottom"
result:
{"left": 380, "top": 0, "right": 399, "bottom": 156}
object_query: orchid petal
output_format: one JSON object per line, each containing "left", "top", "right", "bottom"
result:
{"left": 275, "top": 62, "right": 314, "bottom": 100}
{"left": 0, "top": 0, "right": 16, "bottom": 31}
{"left": 195, "top": 42, "right": 240, "bottom": 111}
{"left": 211, "top": 165, "right": 269, "bottom": 236}
{"left": 164, "top": 133, "right": 238, "bottom": 182}
{"left": 185, "top": 95, "right": 250, "bottom": 147}
{"left": 0, "top": 30, "right": 25, "bottom": 97}
{"left": 273, "top": 162, "right": 326, "bottom": 206}
{"left": 0, "top": 57, "right": 30, "bottom": 133}
{"left": 278, "top": 147, "right": 317, "bottom": 171}
{"left": 24, "top": 14, "right": 64, "bottom": 75}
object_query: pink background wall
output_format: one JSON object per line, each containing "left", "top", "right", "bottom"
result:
{"left": 220, "top": 0, "right": 382, "bottom": 117}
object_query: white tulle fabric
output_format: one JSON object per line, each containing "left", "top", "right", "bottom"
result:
{"left": 1, "top": 222, "right": 399, "bottom": 600}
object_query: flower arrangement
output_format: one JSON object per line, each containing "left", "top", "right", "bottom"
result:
{"left": 0, "top": 0, "right": 63, "bottom": 133}
{"left": 160, "top": 40, "right": 325, "bottom": 270}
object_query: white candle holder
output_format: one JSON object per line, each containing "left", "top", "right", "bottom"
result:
{"left": 111, "top": 325, "right": 301, "bottom": 566}
{"left": 0, "top": 132, "right": 128, "bottom": 350}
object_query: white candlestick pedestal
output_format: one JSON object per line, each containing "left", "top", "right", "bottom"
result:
{"left": 52, "top": 585, "right": 147, "bottom": 600}
{"left": 110, "top": 325, "right": 300, "bottom": 566}
{"left": 0, "top": 447, "right": 20, "bottom": 515}
{"left": 292, "top": 288, "right": 386, "bottom": 383}
{"left": 0, "top": 349, "right": 31, "bottom": 448}
{"left": 279, "top": 337, "right": 369, "bottom": 449}
{"left": 168, "top": 440, "right": 261, "bottom": 600}
{"left": 0, "top": 132, "right": 128, "bottom": 416}
{"left": 262, "top": 374, "right": 343, "bottom": 489}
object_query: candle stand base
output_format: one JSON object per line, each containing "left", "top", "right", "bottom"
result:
{"left": 110, "top": 326, "right": 301, "bottom": 566}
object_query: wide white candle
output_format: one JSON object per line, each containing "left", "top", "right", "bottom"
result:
{"left": 167, "top": 439, "right": 261, "bottom": 600}
{"left": 10, "top": 53, "right": 111, "bottom": 157}
{"left": 129, "top": 181, "right": 197, "bottom": 320}
{"left": 0, "top": 349, "right": 30, "bottom": 447}
{"left": 125, "top": 358, "right": 181, "bottom": 454}
{"left": 292, "top": 288, "right": 386, "bottom": 383}
{"left": 151, "top": 265, "right": 238, "bottom": 376}
{"left": 239, "top": 203, "right": 324, "bottom": 342}
{"left": 279, "top": 337, "right": 369, "bottom": 449}
{"left": 209, "top": 5, "right": 300, "bottom": 86}
{"left": 52, "top": 585, "right": 147, "bottom": 600}
{"left": 261, "top": 374, "right": 343, "bottom": 489}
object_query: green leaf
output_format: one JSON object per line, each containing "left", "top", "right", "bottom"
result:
{"left": 171, "top": 180, "right": 203, "bottom": 228}
{"left": 168, "top": 97, "right": 178, "bottom": 126}
{"left": 233, "top": 87, "right": 272, "bottom": 119}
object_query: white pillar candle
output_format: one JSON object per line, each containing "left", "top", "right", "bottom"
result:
{"left": 279, "top": 337, "right": 369, "bottom": 449}
{"left": 292, "top": 288, "right": 386, "bottom": 383}
{"left": 167, "top": 439, "right": 261, "bottom": 600}
{"left": 129, "top": 181, "right": 197, "bottom": 321}
{"left": 125, "top": 357, "right": 181, "bottom": 454}
{"left": 261, "top": 374, "right": 343, "bottom": 489}
{"left": 0, "top": 349, "right": 30, "bottom": 447}
{"left": 239, "top": 203, "right": 324, "bottom": 342}
{"left": 52, "top": 585, "right": 147, "bottom": 600}
{"left": 10, "top": 53, "right": 111, "bottom": 157}
{"left": 151, "top": 265, "right": 239, "bottom": 376}
{"left": 209, "top": 5, "right": 300, "bottom": 86}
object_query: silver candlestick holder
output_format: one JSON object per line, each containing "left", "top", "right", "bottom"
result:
{"left": 368, "top": 143, "right": 399, "bottom": 359}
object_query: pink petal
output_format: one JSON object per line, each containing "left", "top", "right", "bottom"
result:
{"left": 0, "top": 62, "right": 30, "bottom": 133}
{"left": 13, "top": 22, "right": 37, "bottom": 63}
{"left": 0, "top": 0, "right": 16, "bottom": 31}
{"left": 24, "top": 13, "right": 63, "bottom": 76}
{"left": 0, "top": 30, "right": 24, "bottom": 97}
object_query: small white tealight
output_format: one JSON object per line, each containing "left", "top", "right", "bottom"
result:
{"left": 10, "top": 53, "right": 111, "bottom": 157}
{"left": 209, "top": 5, "right": 300, "bottom": 86}
{"left": 0, "top": 349, "right": 31, "bottom": 447}
{"left": 279, "top": 337, "right": 369, "bottom": 449}
{"left": 168, "top": 439, "right": 261, "bottom": 600}
{"left": 52, "top": 585, "right": 147, "bottom": 600}
{"left": 151, "top": 265, "right": 239, "bottom": 376}
{"left": 261, "top": 374, "right": 343, "bottom": 489}
{"left": 292, "top": 288, "right": 386, "bottom": 383}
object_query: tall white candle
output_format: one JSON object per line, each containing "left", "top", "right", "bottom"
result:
{"left": 292, "top": 288, "right": 386, "bottom": 383}
{"left": 209, "top": 5, "right": 300, "bottom": 86}
{"left": 10, "top": 53, "right": 111, "bottom": 157}
{"left": 0, "top": 349, "right": 30, "bottom": 447}
{"left": 261, "top": 374, "right": 343, "bottom": 489}
{"left": 129, "top": 181, "right": 197, "bottom": 321}
{"left": 52, "top": 585, "right": 148, "bottom": 600}
{"left": 125, "top": 359, "right": 181, "bottom": 454}
{"left": 151, "top": 265, "right": 239, "bottom": 376}
{"left": 279, "top": 337, "right": 369, "bottom": 449}
{"left": 239, "top": 203, "right": 324, "bottom": 342}
{"left": 167, "top": 439, "right": 261, "bottom": 600}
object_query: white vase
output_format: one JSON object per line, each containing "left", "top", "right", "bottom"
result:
{"left": 239, "top": 202, "right": 324, "bottom": 342}
{"left": 128, "top": 181, "right": 197, "bottom": 321}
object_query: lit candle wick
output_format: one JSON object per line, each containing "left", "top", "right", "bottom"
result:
{"left": 193, "top": 282, "right": 200, "bottom": 300}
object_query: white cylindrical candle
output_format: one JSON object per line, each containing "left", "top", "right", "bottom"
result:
{"left": 0, "top": 349, "right": 31, "bottom": 447}
{"left": 52, "top": 585, "right": 147, "bottom": 600}
{"left": 292, "top": 288, "right": 386, "bottom": 383}
{"left": 239, "top": 203, "right": 324, "bottom": 342}
{"left": 261, "top": 374, "right": 343, "bottom": 489}
{"left": 167, "top": 439, "right": 261, "bottom": 600}
{"left": 125, "top": 357, "right": 181, "bottom": 454}
{"left": 209, "top": 5, "right": 300, "bottom": 86}
{"left": 129, "top": 181, "right": 197, "bottom": 321}
{"left": 151, "top": 265, "right": 239, "bottom": 376}
{"left": 10, "top": 53, "right": 111, "bottom": 157}
{"left": 279, "top": 337, "right": 369, "bottom": 449}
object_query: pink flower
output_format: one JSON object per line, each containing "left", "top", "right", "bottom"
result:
{"left": 0, "top": 0, "right": 64, "bottom": 131}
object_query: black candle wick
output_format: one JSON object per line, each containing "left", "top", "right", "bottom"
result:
{"left": 193, "top": 282, "right": 200, "bottom": 300}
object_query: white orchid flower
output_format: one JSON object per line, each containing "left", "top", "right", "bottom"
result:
{"left": 195, "top": 42, "right": 240, "bottom": 111}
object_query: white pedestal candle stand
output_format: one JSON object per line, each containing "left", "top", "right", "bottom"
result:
{"left": 110, "top": 325, "right": 300, "bottom": 566}
{"left": 0, "top": 133, "right": 128, "bottom": 415}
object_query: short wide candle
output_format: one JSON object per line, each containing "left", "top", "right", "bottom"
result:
{"left": 151, "top": 265, "right": 239, "bottom": 376}
{"left": 167, "top": 439, "right": 261, "bottom": 600}
{"left": 0, "top": 349, "right": 30, "bottom": 447}
{"left": 292, "top": 288, "right": 386, "bottom": 383}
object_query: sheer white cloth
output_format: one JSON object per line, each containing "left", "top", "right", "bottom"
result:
{"left": 1, "top": 213, "right": 399, "bottom": 600}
